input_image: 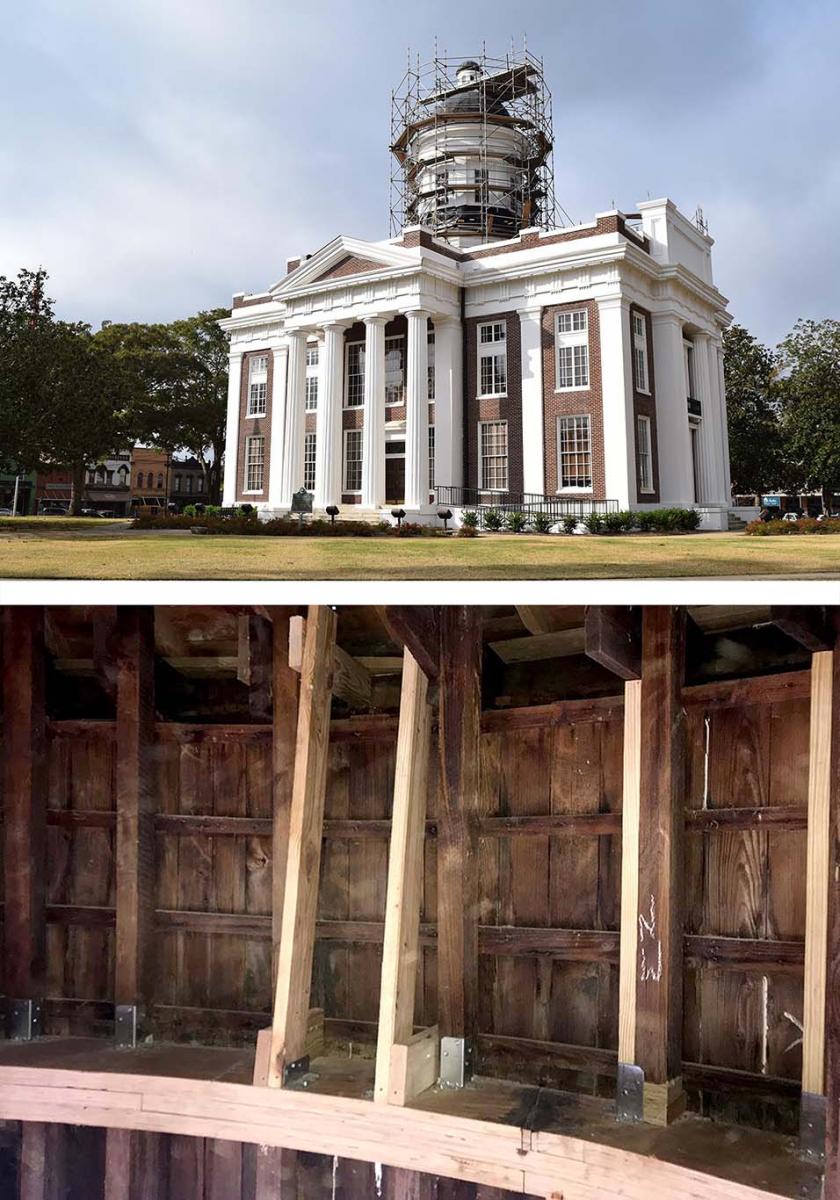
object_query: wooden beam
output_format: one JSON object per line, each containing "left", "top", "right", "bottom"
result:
{"left": 270, "top": 609, "right": 300, "bottom": 980}
{"left": 618, "top": 678, "right": 641, "bottom": 1067}
{"left": 514, "top": 605, "right": 582, "bottom": 635}
{"left": 92, "top": 606, "right": 119, "bottom": 702}
{"left": 289, "top": 613, "right": 371, "bottom": 708}
{"left": 437, "top": 607, "right": 483, "bottom": 1046}
{"left": 685, "top": 806, "right": 808, "bottom": 831}
{"left": 263, "top": 605, "right": 337, "bottom": 1085}
{"left": 771, "top": 606, "right": 832, "bottom": 652}
{"left": 238, "top": 612, "right": 274, "bottom": 722}
{"left": 375, "top": 648, "right": 435, "bottom": 1105}
{"left": 683, "top": 668, "right": 811, "bottom": 710}
{"left": 376, "top": 606, "right": 440, "bottom": 681}
{"left": 585, "top": 606, "right": 641, "bottom": 680}
{"left": 2, "top": 607, "right": 47, "bottom": 1000}
{"left": 635, "top": 607, "right": 687, "bottom": 1124}
{"left": 104, "top": 1129, "right": 134, "bottom": 1200}
{"left": 114, "top": 607, "right": 156, "bottom": 1008}
{"left": 489, "top": 627, "right": 585, "bottom": 664}
{"left": 825, "top": 619, "right": 840, "bottom": 1197}
{"left": 255, "top": 1144, "right": 297, "bottom": 1198}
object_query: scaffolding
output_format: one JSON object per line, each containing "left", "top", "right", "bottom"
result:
{"left": 389, "top": 47, "right": 559, "bottom": 244}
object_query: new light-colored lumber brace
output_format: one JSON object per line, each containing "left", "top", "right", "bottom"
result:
{"left": 374, "top": 648, "right": 437, "bottom": 1105}
{"left": 825, "top": 624, "right": 840, "bottom": 1198}
{"left": 259, "top": 605, "right": 337, "bottom": 1086}
{"left": 617, "top": 678, "right": 641, "bottom": 1069}
{"left": 289, "top": 612, "right": 371, "bottom": 707}
{"left": 800, "top": 648, "right": 833, "bottom": 1152}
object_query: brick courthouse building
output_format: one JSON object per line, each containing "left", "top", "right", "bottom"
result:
{"left": 222, "top": 52, "right": 736, "bottom": 528}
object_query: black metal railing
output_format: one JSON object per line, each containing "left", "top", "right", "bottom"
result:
{"left": 435, "top": 486, "right": 619, "bottom": 522}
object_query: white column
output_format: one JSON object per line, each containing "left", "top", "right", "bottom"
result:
{"left": 517, "top": 307, "right": 545, "bottom": 495}
{"left": 432, "top": 316, "right": 463, "bottom": 497}
{"left": 267, "top": 344, "right": 289, "bottom": 509}
{"left": 404, "top": 309, "right": 430, "bottom": 510}
{"left": 280, "top": 330, "right": 307, "bottom": 506}
{"left": 651, "top": 312, "right": 695, "bottom": 505}
{"left": 693, "top": 333, "right": 723, "bottom": 504}
{"left": 597, "top": 297, "right": 635, "bottom": 510}
{"left": 714, "top": 337, "right": 733, "bottom": 500}
{"left": 314, "top": 322, "right": 347, "bottom": 509}
{"left": 361, "top": 316, "right": 387, "bottom": 509}
{"left": 222, "top": 351, "right": 244, "bottom": 506}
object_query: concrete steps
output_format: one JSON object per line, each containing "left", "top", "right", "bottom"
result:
{"left": 727, "top": 513, "right": 749, "bottom": 531}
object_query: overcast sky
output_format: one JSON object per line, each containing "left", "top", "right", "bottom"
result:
{"left": 2, "top": 0, "right": 838, "bottom": 346}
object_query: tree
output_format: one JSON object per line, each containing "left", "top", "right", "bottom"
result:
{"left": 776, "top": 318, "right": 840, "bottom": 513}
{"left": 722, "top": 323, "right": 783, "bottom": 499}
{"left": 97, "top": 309, "right": 229, "bottom": 502}
{"left": 0, "top": 268, "right": 55, "bottom": 472}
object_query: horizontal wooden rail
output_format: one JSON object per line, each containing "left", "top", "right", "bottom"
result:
{"left": 685, "top": 806, "right": 808, "bottom": 831}
{"left": 682, "top": 669, "right": 811, "bottom": 710}
{"left": 685, "top": 935, "right": 805, "bottom": 972}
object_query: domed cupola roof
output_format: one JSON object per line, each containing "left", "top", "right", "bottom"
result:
{"left": 437, "top": 89, "right": 510, "bottom": 117}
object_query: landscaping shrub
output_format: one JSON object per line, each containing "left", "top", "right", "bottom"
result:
{"left": 583, "top": 512, "right": 604, "bottom": 534}
{"left": 482, "top": 508, "right": 504, "bottom": 532}
{"left": 634, "top": 507, "right": 701, "bottom": 533}
{"left": 602, "top": 510, "right": 635, "bottom": 534}
{"left": 504, "top": 511, "right": 528, "bottom": 533}
{"left": 131, "top": 513, "right": 450, "bottom": 538}
{"left": 562, "top": 515, "right": 579, "bottom": 535}
{"left": 531, "top": 511, "right": 555, "bottom": 534}
{"left": 461, "top": 510, "right": 480, "bottom": 529}
{"left": 746, "top": 517, "right": 840, "bottom": 535}
{"left": 456, "top": 525, "right": 479, "bottom": 538}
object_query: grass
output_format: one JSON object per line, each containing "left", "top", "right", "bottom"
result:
{"left": 0, "top": 519, "right": 838, "bottom": 579}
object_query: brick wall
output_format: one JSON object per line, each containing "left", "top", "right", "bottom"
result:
{"left": 235, "top": 349, "right": 273, "bottom": 503}
{"left": 629, "top": 303, "right": 661, "bottom": 503}
{"left": 464, "top": 311, "right": 523, "bottom": 494}
{"left": 541, "top": 300, "right": 605, "bottom": 499}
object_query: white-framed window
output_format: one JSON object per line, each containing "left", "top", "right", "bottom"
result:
{"left": 345, "top": 341, "right": 365, "bottom": 407}
{"left": 343, "top": 428, "right": 363, "bottom": 492}
{"left": 385, "top": 335, "right": 405, "bottom": 405}
{"left": 247, "top": 354, "right": 268, "bottom": 417}
{"left": 427, "top": 327, "right": 435, "bottom": 401}
{"left": 555, "top": 309, "right": 589, "bottom": 391}
{"left": 479, "top": 420, "right": 508, "bottom": 492}
{"left": 684, "top": 340, "right": 697, "bottom": 400}
{"left": 304, "top": 431, "right": 317, "bottom": 491}
{"left": 557, "top": 415, "right": 592, "bottom": 490}
{"left": 474, "top": 166, "right": 488, "bottom": 204}
{"left": 305, "top": 344, "right": 319, "bottom": 411}
{"left": 185, "top": 475, "right": 193, "bottom": 494}
{"left": 632, "top": 312, "right": 649, "bottom": 393}
{"left": 478, "top": 321, "right": 507, "bottom": 397}
{"left": 174, "top": 475, "right": 182, "bottom": 493}
{"left": 244, "top": 435, "right": 264, "bottom": 492}
{"left": 637, "top": 414, "right": 654, "bottom": 494}
{"left": 428, "top": 424, "right": 435, "bottom": 491}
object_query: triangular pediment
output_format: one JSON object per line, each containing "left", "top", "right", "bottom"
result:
{"left": 270, "top": 235, "right": 417, "bottom": 295}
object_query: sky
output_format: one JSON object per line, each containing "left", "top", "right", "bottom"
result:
{"left": 2, "top": 0, "right": 838, "bottom": 347}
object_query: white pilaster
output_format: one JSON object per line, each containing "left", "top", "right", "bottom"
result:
{"left": 361, "top": 317, "right": 387, "bottom": 509}
{"left": 432, "top": 316, "right": 463, "bottom": 497}
{"left": 222, "top": 351, "right": 244, "bottom": 506}
{"left": 404, "top": 309, "right": 430, "bottom": 510}
{"left": 314, "top": 322, "right": 347, "bottom": 509}
{"left": 714, "top": 337, "right": 733, "bottom": 500}
{"left": 267, "top": 344, "right": 289, "bottom": 509}
{"left": 597, "top": 297, "right": 635, "bottom": 510}
{"left": 517, "top": 307, "right": 545, "bottom": 495}
{"left": 651, "top": 312, "right": 695, "bottom": 505}
{"left": 280, "top": 330, "right": 308, "bottom": 506}
{"left": 692, "top": 333, "right": 722, "bottom": 504}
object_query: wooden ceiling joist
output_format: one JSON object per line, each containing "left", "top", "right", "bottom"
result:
{"left": 289, "top": 614, "right": 372, "bottom": 709}
{"left": 375, "top": 606, "right": 440, "bottom": 681}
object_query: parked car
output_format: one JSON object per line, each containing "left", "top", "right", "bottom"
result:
{"left": 0, "top": 506, "right": 13, "bottom": 516}
{"left": 781, "top": 511, "right": 801, "bottom": 523}
{"left": 40, "top": 504, "right": 69, "bottom": 515}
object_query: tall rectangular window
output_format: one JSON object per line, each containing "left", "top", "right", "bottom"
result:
{"left": 428, "top": 424, "right": 435, "bottom": 491}
{"left": 479, "top": 420, "right": 508, "bottom": 491}
{"left": 427, "top": 327, "right": 435, "bottom": 401}
{"left": 555, "top": 310, "right": 589, "bottom": 390}
{"left": 637, "top": 414, "right": 653, "bottom": 494}
{"left": 345, "top": 342, "right": 365, "bottom": 407}
{"left": 247, "top": 355, "right": 268, "bottom": 416}
{"left": 245, "top": 435, "right": 265, "bottom": 492}
{"left": 304, "top": 431, "right": 317, "bottom": 491}
{"left": 557, "top": 415, "right": 592, "bottom": 489}
{"left": 478, "top": 322, "right": 507, "bottom": 397}
{"left": 385, "top": 336, "right": 405, "bottom": 405}
{"left": 305, "top": 344, "right": 319, "bottom": 411}
{"left": 685, "top": 341, "right": 697, "bottom": 399}
{"left": 343, "top": 429, "right": 363, "bottom": 492}
{"left": 632, "top": 312, "right": 649, "bottom": 393}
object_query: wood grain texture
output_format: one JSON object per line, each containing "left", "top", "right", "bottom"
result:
{"left": 267, "top": 606, "right": 337, "bottom": 1083}
{"left": 585, "top": 606, "right": 641, "bottom": 681}
{"left": 825, "top": 621, "right": 840, "bottom": 1199}
{"left": 618, "top": 679, "right": 641, "bottom": 1063}
{"left": 376, "top": 606, "right": 441, "bottom": 681}
{"left": 289, "top": 614, "right": 371, "bottom": 708}
{"left": 271, "top": 609, "right": 299, "bottom": 981}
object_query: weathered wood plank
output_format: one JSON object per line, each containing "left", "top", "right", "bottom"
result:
{"left": 685, "top": 806, "right": 808, "bottom": 831}
{"left": 437, "top": 607, "right": 483, "bottom": 1043}
{"left": 683, "top": 669, "right": 811, "bottom": 710}
{"left": 270, "top": 608, "right": 299, "bottom": 981}
{"left": 585, "top": 606, "right": 641, "bottom": 681}
{"left": 770, "top": 606, "right": 832, "bottom": 652}
{"left": 618, "top": 678, "right": 641, "bottom": 1064}
{"left": 376, "top": 606, "right": 440, "bottom": 681}
{"left": 2, "top": 607, "right": 47, "bottom": 999}
{"left": 238, "top": 612, "right": 274, "bottom": 723}
{"left": 104, "top": 1128, "right": 134, "bottom": 1200}
{"left": 114, "top": 607, "right": 156, "bottom": 1007}
{"left": 289, "top": 613, "right": 371, "bottom": 708}
{"left": 825, "top": 619, "right": 840, "bottom": 1197}
{"left": 265, "top": 605, "right": 337, "bottom": 1085}
{"left": 375, "top": 649, "right": 434, "bottom": 1105}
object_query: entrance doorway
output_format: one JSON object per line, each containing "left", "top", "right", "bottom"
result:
{"left": 385, "top": 440, "right": 405, "bottom": 505}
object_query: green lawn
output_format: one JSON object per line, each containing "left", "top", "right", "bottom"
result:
{"left": 0, "top": 518, "right": 838, "bottom": 579}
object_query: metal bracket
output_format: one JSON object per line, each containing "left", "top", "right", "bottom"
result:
{"left": 799, "top": 1092, "right": 826, "bottom": 1162}
{"left": 115, "top": 1004, "right": 145, "bottom": 1048}
{"left": 282, "top": 1055, "right": 310, "bottom": 1087}
{"left": 7, "top": 999, "right": 43, "bottom": 1042}
{"left": 439, "top": 1037, "right": 472, "bottom": 1089}
{"left": 616, "top": 1062, "right": 644, "bottom": 1122}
